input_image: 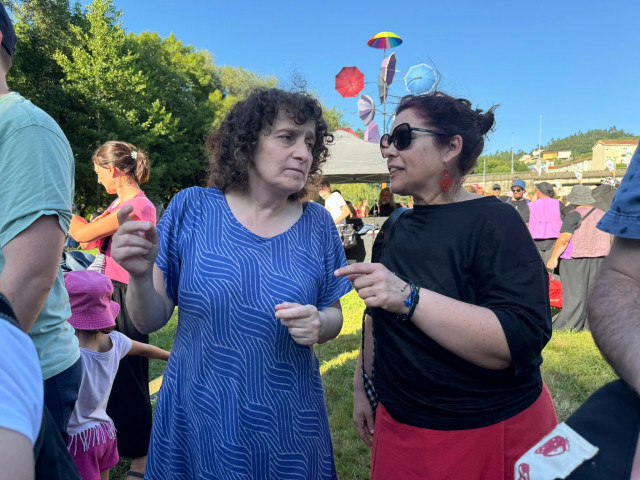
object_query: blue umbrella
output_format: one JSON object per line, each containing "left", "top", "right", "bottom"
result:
{"left": 404, "top": 63, "right": 437, "bottom": 95}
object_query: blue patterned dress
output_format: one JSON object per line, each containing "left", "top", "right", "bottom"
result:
{"left": 147, "top": 187, "right": 352, "bottom": 480}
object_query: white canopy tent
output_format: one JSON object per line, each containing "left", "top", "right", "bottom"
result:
{"left": 322, "top": 130, "right": 389, "bottom": 184}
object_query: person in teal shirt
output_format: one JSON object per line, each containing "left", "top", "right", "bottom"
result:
{"left": 0, "top": 4, "right": 81, "bottom": 442}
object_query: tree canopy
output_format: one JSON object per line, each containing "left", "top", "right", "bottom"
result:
{"left": 5, "top": 0, "right": 347, "bottom": 213}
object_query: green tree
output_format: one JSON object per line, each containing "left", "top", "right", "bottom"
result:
{"left": 53, "top": 0, "right": 176, "bottom": 208}
{"left": 546, "top": 127, "right": 638, "bottom": 157}
{"left": 7, "top": 0, "right": 84, "bottom": 119}
{"left": 210, "top": 66, "right": 277, "bottom": 128}
{"left": 474, "top": 150, "right": 530, "bottom": 174}
{"left": 322, "top": 105, "right": 349, "bottom": 132}
{"left": 126, "top": 32, "right": 221, "bottom": 200}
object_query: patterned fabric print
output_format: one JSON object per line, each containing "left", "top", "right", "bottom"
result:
{"left": 598, "top": 146, "right": 640, "bottom": 239}
{"left": 148, "top": 187, "right": 351, "bottom": 480}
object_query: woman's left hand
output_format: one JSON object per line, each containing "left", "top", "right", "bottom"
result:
{"left": 546, "top": 257, "right": 558, "bottom": 270}
{"left": 335, "top": 263, "right": 409, "bottom": 314}
{"left": 275, "top": 302, "right": 322, "bottom": 346}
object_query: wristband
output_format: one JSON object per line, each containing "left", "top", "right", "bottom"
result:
{"left": 395, "top": 275, "right": 419, "bottom": 322}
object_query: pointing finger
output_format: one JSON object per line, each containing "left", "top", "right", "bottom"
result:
{"left": 335, "top": 263, "right": 377, "bottom": 278}
{"left": 117, "top": 205, "right": 134, "bottom": 226}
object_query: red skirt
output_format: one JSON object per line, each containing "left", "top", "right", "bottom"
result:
{"left": 371, "top": 383, "right": 557, "bottom": 480}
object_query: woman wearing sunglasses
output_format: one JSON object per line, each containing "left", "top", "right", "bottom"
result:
{"left": 336, "top": 92, "right": 557, "bottom": 480}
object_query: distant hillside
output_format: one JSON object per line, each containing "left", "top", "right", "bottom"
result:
{"left": 545, "top": 127, "right": 638, "bottom": 157}
{"left": 474, "top": 150, "right": 531, "bottom": 174}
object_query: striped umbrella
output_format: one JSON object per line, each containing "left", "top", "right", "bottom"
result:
{"left": 367, "top": 32, "right": 403, "bottom": 50}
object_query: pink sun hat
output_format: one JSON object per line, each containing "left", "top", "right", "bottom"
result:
{"left": 64, "top": 270, "right": 120, "bottom": 330}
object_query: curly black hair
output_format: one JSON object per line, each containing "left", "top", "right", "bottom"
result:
{"left": 206, "top": 88, "right": 333, "bottom": 200}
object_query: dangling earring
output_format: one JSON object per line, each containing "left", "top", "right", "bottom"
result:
{"left": 440, "top": 168, "right": 453, "bottom": 192}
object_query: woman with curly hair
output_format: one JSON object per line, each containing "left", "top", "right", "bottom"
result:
{"left": 110, "top": 88, "right": 352, "bottom": 479}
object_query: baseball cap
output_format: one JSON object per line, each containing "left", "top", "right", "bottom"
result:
{"left": 492, "top": 184, "right": 501, "bottom": 190}
{"left": 511, "top": 180, "right": 526, "bottom": 189}
{"left": 0, "top": 3, "right": 16, "bottom": 57}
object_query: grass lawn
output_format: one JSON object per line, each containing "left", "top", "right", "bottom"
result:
{"left": 110, "top": 291, "right": 617, "bottom": 479}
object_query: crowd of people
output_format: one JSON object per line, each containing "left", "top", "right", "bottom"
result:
{"left": 1, "top": 4, "right": 639, "bottom": 479}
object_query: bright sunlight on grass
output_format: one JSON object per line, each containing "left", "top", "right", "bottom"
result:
{"left": 111, "top": 290, "right": 617, "bottom": 479}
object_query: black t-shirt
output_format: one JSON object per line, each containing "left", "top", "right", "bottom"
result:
{"left": 506, "top": 197, "right": 530, "bottom": 223}
{"left": 560, "top": 210, "right": 582, "bottom": 234}
{"left": 372, "top": 196, "right": 551, "bottom": 430}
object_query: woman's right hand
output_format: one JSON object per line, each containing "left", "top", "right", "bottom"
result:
{"left": 111, "top": 205, "right": 159, "bottom": 278}
{"left": 353, "top": 381, "right": 375, "bottom": 446}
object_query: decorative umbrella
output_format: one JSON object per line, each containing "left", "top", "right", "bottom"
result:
{"left": 357, "top": 95, "right": 375, "bottom": 126}
{"left": 367, "top": 31, "right": 403, "bottom": 51}
{"left": 404, "top": 63, "right": 437, "bottom": 95}
{"left": 364, "top": 121, "right": 380, "bottom": 144}
{"left": 378, "top": 75, "right": 388, "bottom": 104}
{"left": 335, "top": 66, "right": 364, "bottom": 98}
{"left": 380, "top": 52, "right": 397, "bottom": 86}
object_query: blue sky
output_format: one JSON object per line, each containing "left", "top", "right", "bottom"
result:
{"left": 112, "top": 0, "right": 640, "bottom": 154}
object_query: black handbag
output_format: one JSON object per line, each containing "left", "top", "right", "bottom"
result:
{"left": 360, "top": 207, "right": 408, "bottom": 414}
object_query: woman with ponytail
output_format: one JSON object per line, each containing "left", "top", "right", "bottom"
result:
{"left": 69, "top": 141, "right": 155, "bottom": 479}
{"left": 337, "top": 92, "right": 558, "bottom": 479}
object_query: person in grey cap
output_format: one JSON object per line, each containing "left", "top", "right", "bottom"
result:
{"left": 528, "top": 181, "right": 564, "bottom": 264}
{"left": 546, "top": 185, "right": 611, "bottom": 330}
{"left": 491, "top": 183, "right": 508, "bottom": 202}
{"left": 0, "top": 0, "right": 81, "bottom": 462}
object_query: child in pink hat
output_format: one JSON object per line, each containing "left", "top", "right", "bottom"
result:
{"left": 64, "top": 270, "right": 170, "bottom": 480}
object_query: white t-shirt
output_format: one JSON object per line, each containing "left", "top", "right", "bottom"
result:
{"left": 0, "top": 319, "right": 43, "bottom": 445}
{"left": 67, "top": 331, "right": 132, "bottom": 436}
{"left": 325, "top": 192, "right": 347, "bottom": 223}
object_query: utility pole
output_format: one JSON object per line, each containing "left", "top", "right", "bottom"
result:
{"left": 511, "top": 132, "right": 514, "bottom": 174}
{"left": 483, "top": 157, "right": 486, "bottom": 187}
{"left": 538, "top": 115, "right": 542, "bottom": 158}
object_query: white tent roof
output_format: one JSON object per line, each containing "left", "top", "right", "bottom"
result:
{"left": 322, "top": 130, "right": 389, "bottom": 184}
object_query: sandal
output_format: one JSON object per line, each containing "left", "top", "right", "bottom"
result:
{"left": 127, "top": 472, "right": 145, "bottom": 479}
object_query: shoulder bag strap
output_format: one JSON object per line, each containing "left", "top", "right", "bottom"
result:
{"left": 99, "top": 236, "right": 112, "bottom": 254}
{"left": 575, "top": 208, "right": 596, "bottom": 230}
{"left": 371, "top": 207, "right": 409, "bottom": 263}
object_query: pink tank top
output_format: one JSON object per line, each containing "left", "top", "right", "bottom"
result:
{"left": 104, "top": 193, "right": 156, "bottom": 284}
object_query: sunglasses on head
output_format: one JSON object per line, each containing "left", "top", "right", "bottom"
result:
{"left": 380, "top": 123, "right": 447, "bottom": 156}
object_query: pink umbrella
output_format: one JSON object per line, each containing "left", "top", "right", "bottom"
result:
{"left": 364, "top": 121, "right": 380, "bottom": 144}
{"left": 380, "top": 52, "right": 396, "bottom": 86}
{"left": 335, "top": 66, "right": 364, "bottom": 98}
{"left": 357, "top": 94, "right": 375, "bottom": 126}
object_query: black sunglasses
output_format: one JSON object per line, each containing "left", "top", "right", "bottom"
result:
{"left": 380, "top": 123, "right": 447, "bottom": 155}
